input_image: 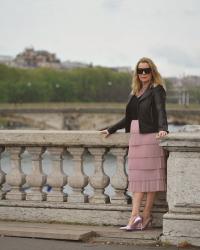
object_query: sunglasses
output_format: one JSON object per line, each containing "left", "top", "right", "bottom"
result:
{"left": 137, "top": 67, "right": 152, "bottom": 75}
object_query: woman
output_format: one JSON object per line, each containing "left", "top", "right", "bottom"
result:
{"left": 100, "top": 57, "right": 168, "bottom": 231}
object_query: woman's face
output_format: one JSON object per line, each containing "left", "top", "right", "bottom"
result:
{"left": 137, "top": 62, "right": 152, "bottom": 84}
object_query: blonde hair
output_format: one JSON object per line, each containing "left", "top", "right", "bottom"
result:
{"left": 131, "top": 57, "right": 165, "bottom": 95}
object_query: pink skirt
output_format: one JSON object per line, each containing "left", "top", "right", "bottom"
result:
{"left": 128, "top": 120, "right": 166, "bottom": 192}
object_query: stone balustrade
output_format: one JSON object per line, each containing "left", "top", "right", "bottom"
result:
{"left": 0, "top": 130, "right": 166, "bottom": 227}
{"left": 0, "top": 128, "right": 200, "bottom": 246}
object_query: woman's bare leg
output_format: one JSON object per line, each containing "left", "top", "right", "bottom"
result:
{"left": 127, "top": 192, "right": 144, "bottom": 225}
{"left": 142, "top": 192, "right": 156, "bottom": 222}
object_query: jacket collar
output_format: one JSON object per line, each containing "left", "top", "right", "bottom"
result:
{"left": 128, "top": 84, "right": 155, "bottom": 104}
{"left": 138, "top": 85, "right": 153, "bottom": 102}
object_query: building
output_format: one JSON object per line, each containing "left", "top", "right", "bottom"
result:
{"left": 13, "top": 47, "right": 61, "bottom": 68}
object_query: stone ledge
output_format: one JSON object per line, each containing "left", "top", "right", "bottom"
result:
{"left": 0, "top": 221, "right": 96, "bottom": 241}
{"left": 163, "top": 212, "right": 200, "bottom": 221}
{"left": 0, "top": 205, "right": 165, "bottom": 227}
{"left": 160, "top": 132, "right": 200, "bottom": 151}
{"left": 0, "top": 130, "right": 129, "bottom": 147}
{"left": 0, "top": 200, "right": 167, "bottom": 212}
{"left": 160, "top": 132, "right": 200, "bottom": 143}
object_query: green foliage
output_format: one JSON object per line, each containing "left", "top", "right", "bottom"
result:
{"left": 164, "top": 79, "right": 173, "bottom": 91}
{"left": 0, "top": 64, "right": 132, "bottom": 103}
{"left": 187, "top": 86, "right": 200, "bottom": 103}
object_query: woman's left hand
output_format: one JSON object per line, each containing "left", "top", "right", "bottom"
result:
{"left": 156, "top": 130, "right": 168, "bottom": 138}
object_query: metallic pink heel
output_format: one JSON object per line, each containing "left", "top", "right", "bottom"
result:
{"left": 120, "top": 215, "right": 142, "bottom": 231}
{"left": 141, "top": 215, "right": 153, "bottom": 230}
{"left": 119, "top": 225, "right": 129, "bottom": 230}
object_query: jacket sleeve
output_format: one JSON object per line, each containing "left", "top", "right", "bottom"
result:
{"left": 100, "top": 94, "right": 132, "bottom": 134}
{"left": 107, "top": 117, "right": 126, "bottom": 134}
{"left": 98, "top": 116, "right": 126, "bottom": 134}
{"left": 153, "top": 85, "right": 168, "bottom": 133}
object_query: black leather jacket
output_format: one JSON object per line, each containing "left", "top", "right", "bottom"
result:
{"left": 108, "top": 84, "right": 168, "bottom": 134}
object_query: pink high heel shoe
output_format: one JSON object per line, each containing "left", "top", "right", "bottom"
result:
{"left": 120, "top": 215, "right": 142, "bottom": 231}
{"left": 141, "top": 215, "right": 153, "bottom": 230}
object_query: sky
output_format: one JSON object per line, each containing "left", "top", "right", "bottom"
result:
{"left": 0, "top": 0, "right": 200, "bottom": 77}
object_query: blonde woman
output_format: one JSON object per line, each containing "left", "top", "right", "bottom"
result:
{"left": 101, "top": 57, "right": 168, "bottom": 231}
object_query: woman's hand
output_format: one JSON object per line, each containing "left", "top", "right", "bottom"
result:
{"left": 100, "top": 129, "right": 110, "bottom": 137}
{"left": 156, "top": 130, "right": 168, "bottom": 138}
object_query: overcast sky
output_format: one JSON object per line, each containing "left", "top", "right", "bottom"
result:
{"left": 0, "top": 0, "right": 200, "bottom": 77}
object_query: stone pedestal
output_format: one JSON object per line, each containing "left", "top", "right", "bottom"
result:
{"left": 160, "top": 130, "right": 200, "bottom": 247}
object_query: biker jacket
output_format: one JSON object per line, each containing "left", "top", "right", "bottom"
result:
{"left": 107, "top": 84, "right": 168, "bottom": 134}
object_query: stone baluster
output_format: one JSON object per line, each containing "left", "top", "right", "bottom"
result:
{"left": 109, "top": 148, "right": 129, "bottom": 204}
{"left": 26, "top": 147, "right": 46, "bottom": 201}
{"left": 46, "top": 147, "right": 67, "bottom": 202}
{"left": 67, "top": 147, "right": 88, "bottom": 203}
{"left": 6, "top": 147, "right": 26, "bottom": 200}
{"left": 88, "top": 148, "right": 110, "bottom": 204}
{"left": 0, "top": 147, "right": 5, "bottom": 199}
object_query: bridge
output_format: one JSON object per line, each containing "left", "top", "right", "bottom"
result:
{"left": 0, "top": 103, "right": 199, "bottom": 129}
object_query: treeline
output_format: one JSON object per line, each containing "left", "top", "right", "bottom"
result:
{"left": 0, "top": 64, "right": 133, "bottom": 103}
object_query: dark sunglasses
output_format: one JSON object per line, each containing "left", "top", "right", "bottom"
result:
{"left": 137, "top": 67, "right": 152, "bottom": 75}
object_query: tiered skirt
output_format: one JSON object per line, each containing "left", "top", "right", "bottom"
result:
{"left": 128, "top": 120, "right": 166, "bottom": 192}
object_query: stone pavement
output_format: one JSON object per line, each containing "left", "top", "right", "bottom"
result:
{"left": 0, "top": 221, "right": 161, "bottom": 245}
{"left": 0, "top": 221, "right": 198, "bottom": 250}
{"left": 0, "top": 237, "right": 199, "bottom": 250}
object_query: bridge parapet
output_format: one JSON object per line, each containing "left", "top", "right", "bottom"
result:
{"left": 0, "top": 129, "right": 200, "bottom": 246}
{"left": 0, "top": 130, "right": 166, "bottom": 227}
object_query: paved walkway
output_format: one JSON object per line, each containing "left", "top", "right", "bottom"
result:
{"left": 0, "top": 221, "right": 198, "bottom": 250}
{"left": 0, "top": 237, "right": 199, "bottom": 250}
{"left": 0, "top": 221, "right": 161, "bottom": 245}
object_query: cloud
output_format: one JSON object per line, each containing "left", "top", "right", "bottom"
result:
{"left": 101, "top": 0, "right": 123, "bottom": 11}
{"left": 151, "top": 46, "right": 200, "bottom": 68}
{"left": 0, "top": 0, "right": 200, "bottom": 76}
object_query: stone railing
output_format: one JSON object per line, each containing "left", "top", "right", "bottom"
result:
{"left": 0, "top": 130, "right": 166, "bottom": 227}
{"left": 160, "top": 127, "right": 200, "bottom": 247}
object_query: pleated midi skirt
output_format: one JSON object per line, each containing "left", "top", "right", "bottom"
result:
{"left": 128, "top": 120, "right": 166, "bottom": 192}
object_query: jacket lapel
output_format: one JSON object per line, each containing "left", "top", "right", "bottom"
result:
{"left": 127, "top": 94, "right": 134, "bottom": 105}
{"left": 138, "top": 86, "right": 153, "bottom": 102}
{"left": 127, "top": 84, "right": 153, "bottom": 104}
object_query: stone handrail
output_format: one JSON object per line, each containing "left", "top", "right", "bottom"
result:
{"left": 0, "top": 130, "right": 166, "bottom": 227}
{"left": 0, "top": 130, "right": 129, "bottom": 203}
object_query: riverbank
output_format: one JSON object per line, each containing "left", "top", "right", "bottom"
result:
{"left": 0, "top": 102, "right": 199, "bottom": 110}
{"left": 0, "top": 102, "right": 199, "bottom": 129}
